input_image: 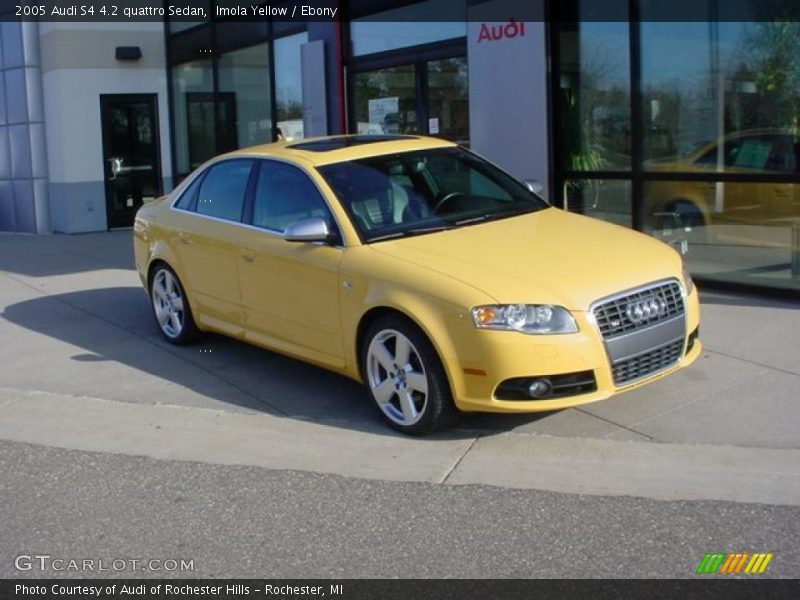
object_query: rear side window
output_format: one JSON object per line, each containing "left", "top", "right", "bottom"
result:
{"left": 174, "top": 173, "right": 204, "bottom": 210}
{"left": 195, "top": 160, "right": 254, "bottom": 222}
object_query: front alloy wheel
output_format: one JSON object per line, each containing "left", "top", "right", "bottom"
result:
{"left": 150, "top": 265, "right": 198, "bottom": 344}
{"left": 363, "top": 316, "right": 455, "bottom": 435}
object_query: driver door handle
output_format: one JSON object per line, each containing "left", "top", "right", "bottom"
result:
{"left": 177, "top": 231, "right": 190, "bottom": 245}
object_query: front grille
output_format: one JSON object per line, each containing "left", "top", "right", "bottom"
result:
{"left": 612, "top": 339, "right": 684, "bottom": 385}
{"left": 593, "top": 280, "right": 684, "bottom": 338}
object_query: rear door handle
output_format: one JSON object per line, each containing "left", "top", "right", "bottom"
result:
{"left": 177, "top": 231, "right": 190, "bottom": 245}
{"left": 241, "top": 249, "right": 256, "bottom": 263}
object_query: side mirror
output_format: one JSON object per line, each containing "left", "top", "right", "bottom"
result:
{"left": 284, "top": 217, "right": 331, "bottom": 243}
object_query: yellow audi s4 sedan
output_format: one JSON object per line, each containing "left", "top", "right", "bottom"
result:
{"left": 134, "top": 135, "right": 701, "bottom": 435}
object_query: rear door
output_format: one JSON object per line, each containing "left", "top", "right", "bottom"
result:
{"left": 170, "top": 159, "right": 255, "bottom": 335}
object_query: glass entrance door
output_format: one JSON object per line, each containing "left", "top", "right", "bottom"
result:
{"left": 427, "top": 57, "right": 469, "bottom": 145}
{"left": 100, "top": 94, "right": 162, "bottom": 229}
{"left": 350, "top": 57, "right": 469, "bottom": 144}
{"left": 353, "top": 65, "right": 419, "bottom": 135}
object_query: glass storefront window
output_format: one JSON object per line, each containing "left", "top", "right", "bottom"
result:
{"left": 640, "top": 19, "right": 800, "bottom": 292}
{"left": 217, "top": 43, "right": 272, "bottom": 151}
{"left": 171, "top": 60, "right": 214, "bottom": 176}
{"left": 557, "top": 21, "right": 631, "bottom": 171}
{"left": 554, "top": 7, "right": 799, "bottom": 293}
{"left": 274, "top": 32, "right": 308, "bottom": 139}
{"left": 353, "top": 65, "right": 418, "bottom": 135}
{"left": 643, "top": 180, "right": 800, "bottom": 292}
{"left": 562, "top": 179, "right": 632, "bottom": 228}
{"left": 641, "top": 22, "right": 800, "bottom": 171}
{"left": 427, "top": 58, "right": 469, "bottom": 145}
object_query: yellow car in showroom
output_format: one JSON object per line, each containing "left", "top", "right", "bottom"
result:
{"left": 134, "top": 135, "right": 700, "bottom": 435}
{"left": 645, "top": 129, "right": 800, "bottom": 253}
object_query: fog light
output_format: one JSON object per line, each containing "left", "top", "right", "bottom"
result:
{"left": 527, "top": 378, "right": 551, "bottom": 398}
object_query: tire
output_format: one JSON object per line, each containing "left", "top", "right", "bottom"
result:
{"left": 149, "top": 263, "right": 199, "bottom": 345}
{"left": 361, "top": 314, "right": 456, "bottom": 435}
{"left": 651, "top": 200, "right": 706, "bottom": 255}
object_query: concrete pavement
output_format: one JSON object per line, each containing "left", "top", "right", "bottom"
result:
{"left": 0, "top": 230, "right": 799, "bottom": 506}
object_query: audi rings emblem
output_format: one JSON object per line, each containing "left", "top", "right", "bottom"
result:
{"left": 625, "top": 294, "right": 668, "bottom": 325}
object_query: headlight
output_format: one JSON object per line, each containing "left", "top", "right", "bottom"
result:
{"left": 682, "top": 264, "right": 695, "bottom": 295}
{"left": 471, "top": 304, "right": 578, "bottom": 334}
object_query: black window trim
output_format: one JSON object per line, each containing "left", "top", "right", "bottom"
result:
{"left": 169, "top": 154, "right": 347, "bottom": 247}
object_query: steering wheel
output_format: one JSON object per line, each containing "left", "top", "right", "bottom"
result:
{"left": 432, "top": 191, "right": 465, "bottom": 214}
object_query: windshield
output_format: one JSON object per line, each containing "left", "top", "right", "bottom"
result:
{"left": 316, "top": 147, "right": 548, "bottom": 242}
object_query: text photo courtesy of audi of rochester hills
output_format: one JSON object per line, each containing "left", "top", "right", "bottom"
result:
{"left": 0, "top": 0, "right": 799, "bottom": 598}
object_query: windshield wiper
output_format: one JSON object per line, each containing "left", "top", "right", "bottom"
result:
{"left": 368, "top": 225, "right": 452, "bottom": 242}
{"left": 453, "top": 208, "right": 531, "bottom": 227}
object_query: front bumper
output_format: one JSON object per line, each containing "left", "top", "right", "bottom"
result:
{"left": 447, "top": 287, "right": 701, "bottom": 413}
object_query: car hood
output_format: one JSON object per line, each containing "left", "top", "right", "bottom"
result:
{"left": 369, "top": 208, "right": 682, "bottom": 310}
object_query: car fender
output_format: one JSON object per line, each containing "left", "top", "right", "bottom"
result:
{"left": 340, "top": 248, "right": 494, "bottom": 399}
{"left": 351, "top": 291, "right": 477, "bottom": 401}
{"left": 142, "top": 237, "right": 206, "bottom": 330}
{"left": 146, "top": 239, "right": 183, "bottom": 284}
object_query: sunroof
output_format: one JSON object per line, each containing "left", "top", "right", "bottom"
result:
{"left": 287, "top": 135, "right": 418, "bottom": 152}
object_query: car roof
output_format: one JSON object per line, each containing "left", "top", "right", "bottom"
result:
{"left": 226, "top": 134, "right": 457, "bottom": 167}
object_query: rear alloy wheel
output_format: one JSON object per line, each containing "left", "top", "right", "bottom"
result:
{"left": 150, "top": 265, "right": 199, "bottom": 345}
{"left": 362, "top": 315, "right": 455, "bottom": 435}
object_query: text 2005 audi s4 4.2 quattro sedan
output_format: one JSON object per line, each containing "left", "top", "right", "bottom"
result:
{"left": 134, "top": 135, "right": 701, "bottom": 435}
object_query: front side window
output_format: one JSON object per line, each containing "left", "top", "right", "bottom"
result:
{"left": 251, "top": 160, "right": 332, "bottom": 232}
{"left": 195, "top": 160, "right": 253, "bottom": 222}
{"left": 317, "top": 147, "right": 547, "bottom": 242}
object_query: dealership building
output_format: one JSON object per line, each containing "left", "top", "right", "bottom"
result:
{"left": 0, "top": 0, "right": 798, "bottom": 294}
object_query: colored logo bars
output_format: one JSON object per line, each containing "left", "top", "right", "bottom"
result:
{"left": 696, "top": 552, "right": 773, "bottom": 574}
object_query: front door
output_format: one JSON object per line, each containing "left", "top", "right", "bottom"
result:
{"left": 100, "top": 94, "right": 162, "bottom": 229}
{"left": 238, "top": 159, "right": 345, "bottom": 367}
